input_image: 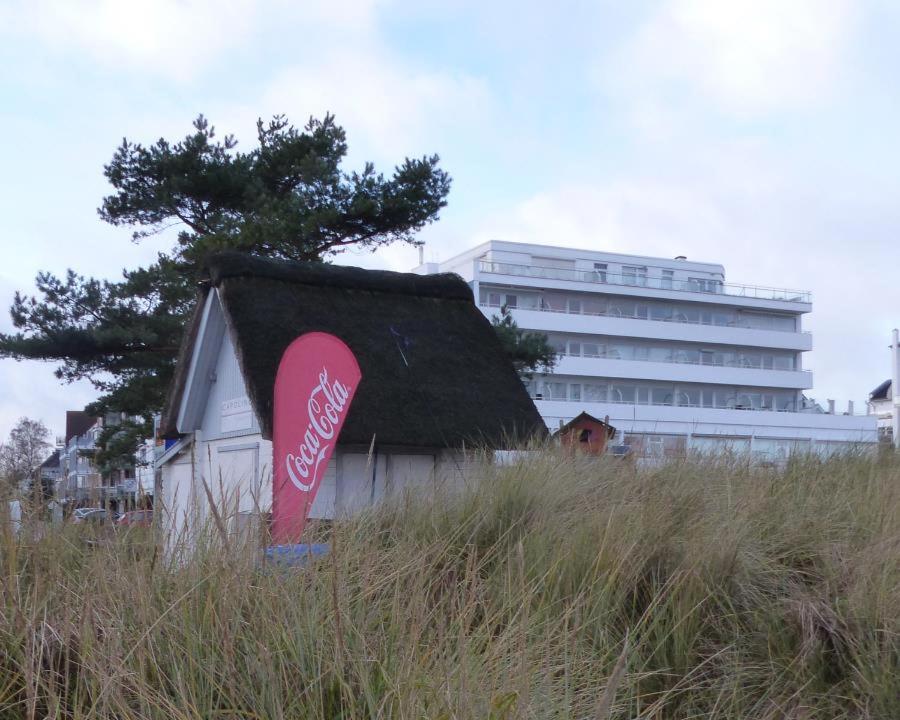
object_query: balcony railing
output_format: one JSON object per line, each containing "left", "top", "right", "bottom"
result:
{"left": 59, "top": 484, "right": 141, "bottom": 502}
{"left": 533, "top": 395, "right": 800, "bottom": 413}
{"left": 478, "top": 261, "right": 811, "bottom": 303}
{"left": 480, "top": 302, "right": 811, "bottom": 335}
{"left": 554, "top": 351, "right": 809, "bottom": 375}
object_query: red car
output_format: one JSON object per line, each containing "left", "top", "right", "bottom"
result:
{"left": 116, "top": 510, "right": 153, "bottom": 528}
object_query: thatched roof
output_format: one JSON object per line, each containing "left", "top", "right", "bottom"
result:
{"left": 162, "top": 252, "right": 546, "bottom": 448}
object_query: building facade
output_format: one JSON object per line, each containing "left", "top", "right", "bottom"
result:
{"left": 867, "top": 379, "right": 893, "bottom": 445}
{"left": 57, "top": 411, "right": 149, "bottom": 511}
{"left": 58, "top": 411, "right": 102, "bottom": 504}
{"left": 416, "top": 240, "right": 877, "bottom": 461}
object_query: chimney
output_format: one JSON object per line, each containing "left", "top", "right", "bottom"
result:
{"left": 417, "top": 243, "right": 424, "bottom": 265}
{"left": 848, "top": 400, "right": 854, "bottom": 415}
{"left": 893, "top": 329, "right": 900, "bottom": 448}
{"left": 827, "top": 399, "right": 835, "bottom": 414}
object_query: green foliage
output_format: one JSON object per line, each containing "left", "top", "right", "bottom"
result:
{"left": 98, "top": 114, "right": 450, "bottom": 263}
{"left": 491, "top": 303, "right": 557, "bottom": 377}
{"left": 1, "top": 114, "right": 452, "bottom": 455}
{"left": 94, "top": 417, "right": 153, "bottom": 475}
{"left": 0, "top": 453, "right": 897, "bottom": 718}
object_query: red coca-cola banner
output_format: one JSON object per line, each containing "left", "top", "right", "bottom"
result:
{"left": 272, "top": 332, "right": 361, "bottom": 543}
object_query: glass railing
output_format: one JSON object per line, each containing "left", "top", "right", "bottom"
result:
{"left": 479, "top": 301, "right": 811, "bottom": 335}
{"left": 532, "top": 395, "right": 800, "bottom": 412}
{"left": 478, "top": 261, "right": 811, "bottom": 303}
{"left": 554, "top": 351, "right": 810, "bottom": 375}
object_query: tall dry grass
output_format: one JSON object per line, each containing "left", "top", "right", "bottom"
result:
{"left": 0, "top": 451, "right": 898, "bottom": 719}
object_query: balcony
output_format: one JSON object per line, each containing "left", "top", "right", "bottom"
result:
{"left": 482, "top": 305, "right": 813, "bottom": 352}
{"left": 478, "top": 261, "right": 811, "bottom": 304}
{"left": 553, "top": 355, "right": 813, "bottom": 390}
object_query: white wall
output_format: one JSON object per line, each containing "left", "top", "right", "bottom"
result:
{"left": 553, "top": 356, "right": 811, "bottom": 390}
{"left": 504, "top": 308, "right": 812, "bottom": 351}
{"left": 536, "top": 399, "right": 878, "bottom": 445}
{"left": 160, "top": 438, "right": 466, "bottom": 551}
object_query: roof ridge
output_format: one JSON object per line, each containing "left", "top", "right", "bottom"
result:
{"left": 204, "top": 251, "right": 473, "bottom": 302}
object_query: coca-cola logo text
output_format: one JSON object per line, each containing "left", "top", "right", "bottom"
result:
{"left": 284, "top": 368, "right": 352, "bottom": 491}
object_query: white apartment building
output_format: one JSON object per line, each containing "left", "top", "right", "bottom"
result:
{"left": 415, "top": 240, "right": 877, "bottom": 462}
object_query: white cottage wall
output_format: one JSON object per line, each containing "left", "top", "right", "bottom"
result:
{"left": 199, "top": 330, "right": 262, "bottom": 442}
{"left": 159, "top": 446, "right": 198, "bottom": 553}
{"left": 336, "top": 453, "right": 387, "bottom": 515}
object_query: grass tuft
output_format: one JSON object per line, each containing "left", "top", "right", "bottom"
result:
{"left": 1, "top": 451, "right": 897, "bottom": 718}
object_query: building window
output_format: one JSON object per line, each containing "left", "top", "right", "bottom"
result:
{"left": 623, "top": 265, "right": 648, "bottom": 286}
{"left": 570, "top": 384, "right": 582, "bottom": 401}
{"left": 593, "top": 263, "right": 608, "bottom": 283}
{"left": 505, "top": 294, "right": 518, "bottom": 308}
{"left": 662, "top": 269, "right": 674, "bottom": 289}
{"left": 584, "top": 383, "right": 608, "bottom": 402}
{"left": 583, "top": 342, "right": 601, "bottom": 358}
{"left": 611, "top": 384, "right": 636, "bottom": 403}
{"left": 545, "top": 382, "right": 568, "bottom": 400}
{"left": 688, "top": 277, "right": 720, "bottom": 293}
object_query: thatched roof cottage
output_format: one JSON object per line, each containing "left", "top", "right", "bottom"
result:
{"left": 157, "top": 252, "right": 545, "bottom": 545}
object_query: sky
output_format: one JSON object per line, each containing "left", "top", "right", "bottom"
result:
{"left": 1, "top": 0, "right": 899, "bottom": 442}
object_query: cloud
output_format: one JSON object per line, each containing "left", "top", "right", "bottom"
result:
{"left": 0, "top": 0, "right": 380, "bottom": 82}
{"left": 606, "top": 0, "right": 857, "bottom": 127}
{"left": 246, "top": 50, "right": 493, "bottom": 163}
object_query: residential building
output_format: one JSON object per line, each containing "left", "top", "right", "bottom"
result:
{"left": 415, "top": 240, "right": 877, "bottom": 461}
{"left": 868, "top": 328, "right": 900, "bottom": 448}
{"left": 38, "top": 448, "right": 62, "bottom": 494}
{"left": 59, "top": 410, "right": 102, "bottom": 504}
{"left": 58, "top": 411, "right": 148, "bottom": 510}
{"left": 867, "top": 379, "right": 892, "bottom": 444}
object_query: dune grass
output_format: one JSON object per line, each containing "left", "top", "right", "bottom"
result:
{"left": 0, "top": 451, "right": 898, "bottom": 719}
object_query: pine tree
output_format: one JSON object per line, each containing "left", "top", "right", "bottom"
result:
{"left": 1, "top": 114, "right": 451, "bottom": 465}
{"left": 490, "top": 304, "right": 557, "bottom": 378}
